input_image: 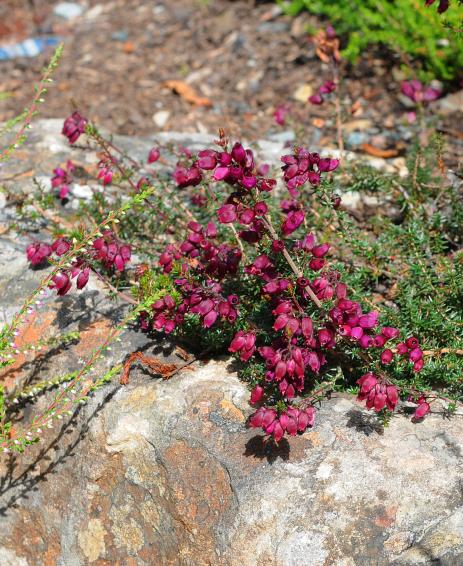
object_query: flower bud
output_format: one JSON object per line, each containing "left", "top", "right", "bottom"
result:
{"left": 148, "top": 147, "right": 160, "bottom": 163}
{"left": 406, "top": 337, "right": 420, "bottom": 349}
{"left": 381, "top": 349, "right": 394, "bottom": 364}
{"left": 409, "top": 348, "right": 423, "bottom": 362}
{"left": 250, "top": 385, "right": 264, "bottom": 405}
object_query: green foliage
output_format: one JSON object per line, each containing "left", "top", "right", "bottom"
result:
{"left": 278, "top": 0, "right": 463, "bottom": 80}
{"left": 134, "top": 271, "right": 182, "bottom": 306}
{"left": 0, "top": 44, "right": 63, "bottom": 162}
{"left": 304, "top": 136, "right": 463, "bottom": 401}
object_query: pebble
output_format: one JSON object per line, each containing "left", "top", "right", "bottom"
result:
{"left": 391, "top": 157, "right": 408, "bottom": 177}
{"left": 84, "top": 4, "right": 104, "bottom": 20}
{"left": 268, "top": 130, "right": 296, "bottom": 144}
{"left": 53, "top": 2, "right": 84, "bottom": 20}
{"left": 293, "top": 84, "right": 313, "bottom": 103}
{"left": 346, "top": 131, "right": 369, "bottom": 146}
{"left": 0, "top": 38, "right": 61, "bottom": 61}
{"left": 111, "top": 30, "right": 129, "bottom": 42}
{"left": 369, "top": 134, "right": 388, "bottom": 147}
{"left": 341, "top": 191, "right": 363, "bottom": 210}
{"left": 436, "top": 90, "right": 463, "bottom": 116}
{"left": 72, "top": 184, "right": 95, "bottom": 200}
{"left": 397, "top": 94, "right": 416, "bottom": 109}
{"left": 344, "top": 119, "right": 373, "bottom": 132}
{"left": 35, "top": 176, "right": 52, "bottom": 191}
{"left": 257, "top": 22, "right": 290, "bottom": 34}
{"left": 152, "top": 110, "right": 170, "bottom": 128}
{"left": 256, "top": 140, "right": 286, "bottom": 164}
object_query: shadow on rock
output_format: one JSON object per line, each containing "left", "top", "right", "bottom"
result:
{"left": 345, "top": 408, "right": 384, "bottom": 436}
{"left": 244, "top": 434, "right": 290, "bottom": 463}
{"left": 0, "top": 387, "right": 119, "bottom": 517}
{"left": 54, "top": 291, "right": 126, "bottom": 331}
{"left": 0, "top": 338, "right": 79, "bottom": 403}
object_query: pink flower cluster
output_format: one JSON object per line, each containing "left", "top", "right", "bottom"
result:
{"left": 273, "top": 104, "right": 291, "bottom": 126}
{"left": 328, "top": 298, "right": 398, "bottom": 351}
{"left": 26, "top": 237, "right": 72, "bottom": 268}
{"left": 26, "top": 241, "right": 52, "bottom": 266}
{"left": 173, "top": 162, "right": 202, "bottom": 188}
{"left": 196, "top": 142, "right": 277, "bottom": 194}
{"left": 62, "top": 112, "right": 87, "bottom": 144}
{"left": 413, "top": 395, "right": 431, "bottom": 419}
{"left": 53, "top": 115, "right": 438, "bottom": 447}
{"left": 309, "top": 80, "right": 336, "bottom": 105}
{"left": 149, "top": 137, "right": 427, "bottom": 443}
{"left": 250, "top": 406, "right": 315, "bottom": 442}
{"left": 185, "top": 285, "right": 239, "bottom": 328}
{"left": 145, "top": 278, "right": 240, "bottom": 333}
{"left": 50, "top": 258, "right": 90, "bottom": 296}
{"left": 150, "top": 294, "right": 177, "bottom": 333}
{"left": 281, "top": 148, "right": 339, "bottom": 196}
{"left": 51, "top": 160, "right": 74, "bottom": 200}
{"left": 294, "top": 233, "right": 330, "bottom": 271}
{"left": 148, "top": 147, "right": 161, "bottom": 164}
{"left": 93, "top": 230, "right": 131, "bottom": 272}
{"left": 259, "top": 343, "right": 313, "bottom": 399}
{"left": 229, "top": 331, "right": 256, "bottom": 361}
{"left": 400, "top": 80, "right": 441, "bottom": 104}
{"left": 396, "top": 336, "right": 424, "bottom": 372}
{"left": 160, "top": 221, "right": 242, "bottom": 279}
{"left": 218, "top": 201, "right": 269, "bottom": 244}
{"left": 357, "top": 373, "right": 398, "bottom": 412}
{"left": 97, "top": 158, "right": 114, "bottom": 186}
{"left": 144, "top": 220, "right": 244, "bottom": 333}
{"left": 27, "top": 232, "right": 131, "bottom": 296}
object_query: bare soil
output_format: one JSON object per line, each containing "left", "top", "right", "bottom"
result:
{"left": 0, "top": 0, "right": 461, "bottom": 162}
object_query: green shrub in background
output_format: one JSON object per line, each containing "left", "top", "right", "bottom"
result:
{"left": 278, "top": 0, "right": 463, "bottom": 81}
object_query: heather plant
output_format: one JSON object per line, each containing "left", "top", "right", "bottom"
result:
{"left": 3, "top": 108, "right": 463, "bottom": 453}
{"left": 1, "top": 48, "right": 462, "bottom": 455}
{"left": 278, "top": 0, "right": 463, "bottom": 80}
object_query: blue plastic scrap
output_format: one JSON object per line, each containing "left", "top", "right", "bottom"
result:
{"left": 0, "top": 37, "right": 61, "bottom": 61}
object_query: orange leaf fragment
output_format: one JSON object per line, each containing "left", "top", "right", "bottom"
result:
{"left": 175, "top": 345, "right": 191, "bottom": 361}
{"left": 164, "top": 80, "right": 212, "bottom": 107}
{"left": 122, "top": 41, "right": 135, "bottom": 54}
{"left": 361, "top": 144, "right": 399, "bottom": 159}
{"left": 312, "top": 118, "right": 326, "bottom": 129}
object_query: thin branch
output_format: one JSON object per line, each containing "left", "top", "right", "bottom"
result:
{"left": 261, "top": 215, "right": 323, "bottom": 309}
{"left": 91, "top": 267, "right": 139, "bottom": 306}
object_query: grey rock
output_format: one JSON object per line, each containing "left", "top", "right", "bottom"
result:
{"left": 267, "top": 130, "right": 296, "bottom": 145}
{"left": 72, "top": 183, "right": 96, "bottom": 200}
{"left": 257, "top": 22, "right": 290, "bottom": 34}
{"left": 347, "top": 131, "right": 369, "bottom": 146}
{"left": 1, "top": 356, "right": 463, "bottom": 565}
{"left": 111, "top": 30, "right": 129, "bottom": 42}
{"left": 436, "top": 90, "right": 463, "bottom": 116}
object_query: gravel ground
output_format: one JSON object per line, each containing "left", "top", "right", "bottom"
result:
{"left": 0, "top": 0, "right": 462, "bottom": 164}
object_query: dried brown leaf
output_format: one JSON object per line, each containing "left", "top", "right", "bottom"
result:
{"left": 175, "top": 345, "right": 191, "bottom": 361}
{"left": 361, "top": 143, "right": 399, "bottom": 159}
{"left": 164, "top": 80, "right": 212, "bottom": 107}
{"left": 120, "top": 352, "right": 178, "bottom": 385}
